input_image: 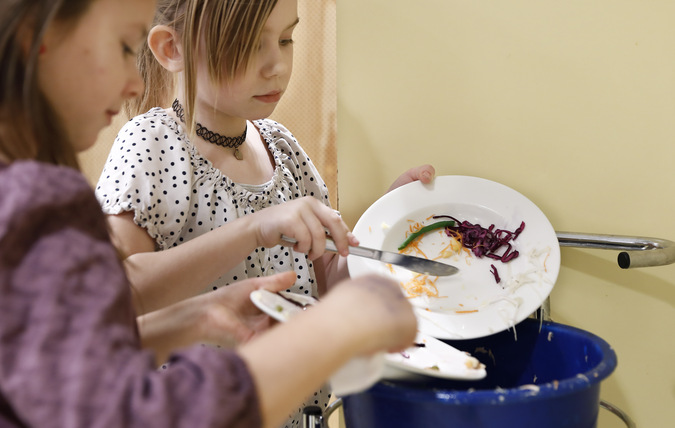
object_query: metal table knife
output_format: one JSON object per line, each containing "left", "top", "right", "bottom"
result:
{"left": 281, "top": 235, "right": 459, "bottom": 277}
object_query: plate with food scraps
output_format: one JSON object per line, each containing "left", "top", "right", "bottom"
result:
{"left": 348, "top": 175, "right": 560, "bottom": 340}
{"left": 250, "top": 289, "right": 318, "bottom": 323}
{"left": 250, "top": 289, "right": 385, "bottom": 395}
{"left": 250, "top": 289, "right": 486, "bottom": 387}
{"left": 383, "top": 331, "right": 486, "bottom": 381}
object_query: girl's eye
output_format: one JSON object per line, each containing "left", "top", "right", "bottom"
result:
{"left": 280, "top": 38, "right": 294, "bottom": 47}
{"left": 122, "top": 43, "right": 136, "bottom": 57}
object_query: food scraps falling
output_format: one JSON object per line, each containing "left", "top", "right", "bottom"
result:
{"left": 398, "top": 215, "right": 525, "bottom": 293}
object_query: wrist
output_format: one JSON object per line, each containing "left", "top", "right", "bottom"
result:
{"left": 222, "top": 213, "right": 263, "bottom": 250}
{"left": 303, "top": 297, "right": 369, "bottom": 358}
{"left": 141, "top": 298, "right": 203, "bottom": 345}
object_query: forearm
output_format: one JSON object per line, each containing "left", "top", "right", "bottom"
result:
{"left": 137, "top": 302, "right": 205, "bottom": 365}
{"left": 135, "top": 272, "right": 296, "bottom": 365}
{"left": 238, "top": 306, "right": 356, "bottom": 428}
{"left": 126, "top": 217, "right": 260, "bottom": 314}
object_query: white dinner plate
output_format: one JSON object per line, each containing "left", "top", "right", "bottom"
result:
{"left": 250, "top": 289, "right": 317, "bottom": 323}
{"left": 383, "top": 331, "right": 486, "bottom": 381}
{"left": 250, "top": 289, "right": 487, "bottom": 391}
{"left": 250, "top": 289, "right": 384, "bottom": 396}
{"left": 348, "top": 175, "right": 560, "bottom": 340}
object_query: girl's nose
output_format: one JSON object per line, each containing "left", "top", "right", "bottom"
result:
{"left": 261, "top": 46, "right": 290, "bottom": 79}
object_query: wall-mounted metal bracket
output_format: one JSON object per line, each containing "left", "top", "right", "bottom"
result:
{"left": 556, "top": 232, "right": 675, "bottom": 268}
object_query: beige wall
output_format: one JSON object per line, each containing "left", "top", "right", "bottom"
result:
{"left": 337, "top": 1, "right": 675, "bottom": 427}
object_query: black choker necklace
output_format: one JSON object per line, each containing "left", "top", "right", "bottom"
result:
{"left": 172, "top": 99, "right": 246, "bottom": 160}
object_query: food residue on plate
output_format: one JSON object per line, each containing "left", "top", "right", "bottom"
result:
{"left": 385, "top": 333, "right": 487, "bottom": 381}
{"left": 465, "top": 357, "right": 483, "bottom": 370}
{"left": 388, "top": 214, "right": 552, "bottom": 319}
{"left": 398, "top": 214, "right": 525, "bottom": 285}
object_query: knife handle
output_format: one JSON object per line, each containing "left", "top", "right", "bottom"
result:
{"left": 283, "top": 234, "right": 377, "bottom": 259}
{"left": 325, "top": 237, "right": 383, "bottom": 259}
{"left": 324, "top": 238, "right": 338, "bottom": 253}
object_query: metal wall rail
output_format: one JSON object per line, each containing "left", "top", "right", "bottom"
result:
{"left": 556, "top": 232, "right": 675, "bottom": 269}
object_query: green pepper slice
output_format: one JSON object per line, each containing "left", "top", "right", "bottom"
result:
{"left": 397, "top": 220, "right": 455, "bottom": 251}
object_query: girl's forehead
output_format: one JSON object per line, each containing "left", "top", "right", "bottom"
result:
{"left": 86, "top": 0, "right": 155, "bottom": 34}
{"left": 263, "top": 0, "right": 298, "bottom": 31}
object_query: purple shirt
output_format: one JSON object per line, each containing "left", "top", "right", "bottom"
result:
{"left": 0, "top": 160, "right": 261, "bottom": 427}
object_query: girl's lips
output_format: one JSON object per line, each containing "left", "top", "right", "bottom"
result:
{"left": 254, "top": 91, "right": 282, "bottom": 104}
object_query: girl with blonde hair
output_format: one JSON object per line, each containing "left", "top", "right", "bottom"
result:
{"left": 95, "top": 0, "right": 432, "bottom": 424}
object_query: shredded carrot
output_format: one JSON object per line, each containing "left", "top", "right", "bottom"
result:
{"left": 406, "top": 219, "right": 423, "bottom": 232}
{"left": 437, "top": 234, "right": 464, "bottom": 259}
{"left": 435, "top": 230, "right": 470, "bottom": 260}
{"left": 404, "top": 220, "right": 424, "bottom": 236}
{"left": 400, "top": 273, "right": 440, "bottom": 298}
{"left": 399, "top": 230, "right": 429, "bottom": 259}
{"left": 395, "top": 217, "right": 472, "bottom": 300}
{"left": 446, "top": 229, "right": 462, "bottom": 242}
{"left": 400, "top": 221, "right": 424, "bottom": 250}
{"left": 404, "top": 242, "right": 428, "bottom": 259}
{"left": 455, "top": 309, "right": 479, "bottom": 314}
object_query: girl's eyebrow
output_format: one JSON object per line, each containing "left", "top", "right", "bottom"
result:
{"left": 267, "top": 17, "right": 300, "bottom": 33}
{"left": 262, "top": 18, "right": 300, "bottom": 34}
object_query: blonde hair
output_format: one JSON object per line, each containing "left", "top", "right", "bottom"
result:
{"left": 127, "top": 0, "right": 278, "bottom": 134}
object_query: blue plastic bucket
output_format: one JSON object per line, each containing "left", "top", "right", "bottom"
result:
{"left": 342, "top": 319, "right": 617, "bottom": 428}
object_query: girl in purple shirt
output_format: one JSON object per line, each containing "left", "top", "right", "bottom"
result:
{"left": 0, "top": 1, "right": 417, "bottom": 427}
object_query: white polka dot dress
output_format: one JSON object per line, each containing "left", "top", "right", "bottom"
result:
{"left": 95, "top": 108, "right": 333, "bottom": 426}
{"left": 96, "top": 108, "right": 331, "bottom": 295}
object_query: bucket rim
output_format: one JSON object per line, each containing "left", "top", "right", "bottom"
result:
{"left": 367, "top": 320, "right": 617, "bottom": 405}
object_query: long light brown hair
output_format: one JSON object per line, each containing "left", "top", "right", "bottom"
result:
{"left": 0, "top": 0, "right": 92, "bottom": 169}
{"left": 127, "top": 0, "right": 278, "bottom": 134}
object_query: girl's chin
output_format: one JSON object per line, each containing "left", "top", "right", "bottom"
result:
{"left": 73, "top": 131, "right": 101, "bottom": 154}
{"left": 255, "top": 106, "right": 278, "bottom": 120}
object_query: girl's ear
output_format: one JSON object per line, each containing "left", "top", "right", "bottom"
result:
{"left": 147, "top": 25, "right": 184, "bottom": 72}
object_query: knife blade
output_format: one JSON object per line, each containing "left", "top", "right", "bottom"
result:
{"left": 281, "top": 235, "right": 459, "bottom": 277}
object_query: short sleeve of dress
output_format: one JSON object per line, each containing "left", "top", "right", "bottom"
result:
{"left": 95, "top": 109, "right": 196, "bottom": 249}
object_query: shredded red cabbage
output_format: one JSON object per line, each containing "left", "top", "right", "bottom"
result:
{"left": 433, "top": 215, "right": 525, "bottom": 283}
{"left": 490, "top": 264, "right": 501, "bottom": 283}
{"left": 434, "top": 215, "right": 524, "bottom": 262}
